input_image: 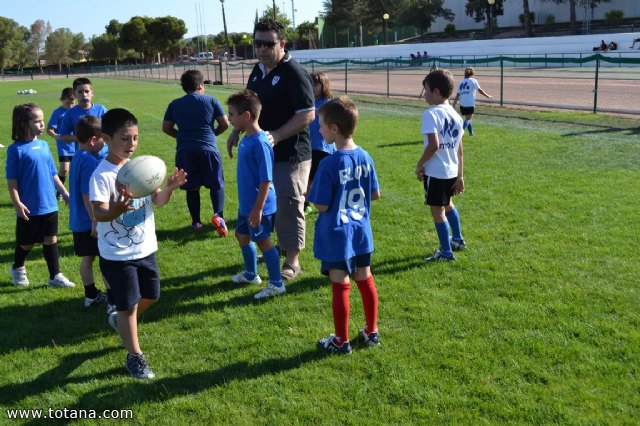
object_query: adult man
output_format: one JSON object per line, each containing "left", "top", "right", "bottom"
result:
{"left": 227, "top": 19, "right": 314, "bottom": 284}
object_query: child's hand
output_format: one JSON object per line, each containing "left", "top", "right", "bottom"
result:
{"left": 15, "top": 202, "right": 30, "bottom": 221}
{"left": 415, "top": 164, "right": 425, "bottom": 182}
{"left": 61, "top": 191, "right": 70, "bottom": 206}
{"left": 91, "top": 219, "right": 98, "bottom": 238}
{"left": 452, "top": 177, "right": 465, "bottom": 195}
{"left": 248, "top": 207, "right": 263, "bottom": 228}
{"left": 165, "top": 168, "right": 187, "bottom": 191}
{"left": 110, "top": 188, "right": 134, "bottom": 215}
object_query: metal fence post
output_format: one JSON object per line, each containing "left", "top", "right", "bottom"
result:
{"left": 345, "top": 61, "right": 348, "bottom": 94}
{"left": 500, "top": 57, "right": 504, "bottom": 107}
{"left": 386, "top": 59, "right": 390, "bottom": 98}
{"left": 593, "top": 56, "right": 600, "bottom": 114}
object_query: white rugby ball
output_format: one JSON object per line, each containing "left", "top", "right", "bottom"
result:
{"left": 116, "top": 155, "right": 167, "bottom": 198}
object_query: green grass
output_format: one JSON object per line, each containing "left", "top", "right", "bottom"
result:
{"left": 0, "top": 78, "right": 638, "bottom": 425}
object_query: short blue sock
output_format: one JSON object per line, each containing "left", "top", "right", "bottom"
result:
{"left": 467, "top": 122, "right": 473, "bottom": 134}
{"left": 445, "top": 208, "right": 463, "bottom": 242}
{"left": 463, "top": 120, "right": 469, "bottom": 129}
{"left": 241, "top": 243, "right": 258, "bottom": 279}
{"left": 262, "top": 247, "right": 283, "bottom": 287}
{"left": 435, "top": 222, "right": 453, "bottom": 256}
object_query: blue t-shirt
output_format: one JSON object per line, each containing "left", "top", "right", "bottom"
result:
{"left": 163, "top": 93, "right": 226, "bottom": 152}
{"left": 309, "top": 98, "right": 336, "bottom": 155}
{"left": 237, "top": 131, "right": 276, "bottom": 217}
{"left": 308, "top": 147, "right": 379, "bottom": 262}
{"left": 59, "top": 104, "right": 108, "bottom": 138}
{"left": 48, "top": 106, "right": 76, "bottom": 157}
{"left": 69, "top": 149, "right": 104, "bottom": 232}
{"left": 5, "top": 139, "right": 58, "bottom": 216}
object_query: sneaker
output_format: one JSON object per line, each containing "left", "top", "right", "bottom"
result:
{"left": 125, "top": 353, "right": 155, "bottom": 380}
{"left": 450, "top": 239, "right": 467, "bottom": 252}
{"left": 9, "top": 265, "right": 29, "bottom": 287}
{"left": 318, "top": 334, "right": 352, "bottom": 354}
{"left": 358, "top": 327, "right": 381, "bottom": 347}
{"left": 254, "top": 282, "right": 286, "bottom": 299}
{"left": 107, "top": 303, "right": 116, "bottom": 315}
{"left": 190, "top": 222, "right": 203, "bottom": 231}
{"left": 84, "top": 292, "right": 107, "bottom": 307}
{"left": 468, "top": 127, "right": 474, "bottom": 136}
{"left": 211, "top": 214, "right": 228, "bottom": 237}
{"left": 108, "top": 310, "right": 118, "bottom": 331}
{"left": 48, "top": 273, "right": 75, "bottom": 288}
{"left": 232, "top": 271, "right": 262, "bottom": 285}
{"left": 304, "top": 204, "right": 314, "bottom": 215}
{"left": 425, "top": 250, "right": 455, "bottom": 262}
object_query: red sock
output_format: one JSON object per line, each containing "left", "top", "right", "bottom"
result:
{"left": 356, "top": 275, "right": 378, "bottom": 333}
{"left": 331, "top": 281, "right": 350, "bottom": 344}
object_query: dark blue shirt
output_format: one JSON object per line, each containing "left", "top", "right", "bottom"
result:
{"left": 163, "top": 93, "right": 226, "bottom": 152}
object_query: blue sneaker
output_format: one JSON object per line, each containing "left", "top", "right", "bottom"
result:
{"left": 358, "top": 327, "right": 381, "bottom": 347}
{"left": 450, "top": 239, "right": 467, "bottom": 252}
{"left": 126, "top": 353, "right": 155, "bottom": 380}
{"left": 318, "top": 334, "right": 352, "bottom": 354}
{"left": 425, "top": 250, "right": 455, "bottom": 262}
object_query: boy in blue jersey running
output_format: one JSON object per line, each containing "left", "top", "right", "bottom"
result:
{"left": 226, "top": 90, "right": 284, "bottom": 300}
{"left": 46, "top": 87, "right": 75, "bottom": 199}
{"left": 58, "top": 78, "right": 108, "bottom": 152}
{"left": 69, "top": 116, "right": 113, "bottom": 311}
{"left": 308, "top": 96, "right": 381, "bottom": 354}
{"left": 6, "top": 103, "right": 75, "bottom": 288}
{"left": 417, "top": 69, "right": 466, "bottom": 262}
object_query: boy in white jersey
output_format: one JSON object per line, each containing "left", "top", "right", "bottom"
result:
{"left": 416, "top": 69, "right": 466, "bottom": 262}
{"left": 451, "top": 67, "right": 492, "bottom": 136}
{"left": 90, "top": 108, "right": 186, "bottom": 379}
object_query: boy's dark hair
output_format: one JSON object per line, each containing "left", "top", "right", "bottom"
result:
{"left": 254, "top": 19, "right": 286, "bottom": 40}
{"left": 423, "top": 69, "right": 454, "bottom": 98}
{"left": 317, "top": 96, "right": 358, "bottom": 138}
{"left": 60, "top": 87, "right": 74, "bottom": 101}
{"left": 72, "top": 77, "right": 92, "bottom": 89}
{"left": 311, "top": 72, "right": 333, "bottom": 100}
{"left": 75, "top": 115, "right": 102, "bottom": 143}
{"left": 101, "top": 108, "right": 138, "bottom": 137}
{"left": 227, "top": 90, "right": 261, "bottom": 120}
{"left": 12, "top": 103, "right": 42, "bottom": 141}
{"left": 464, "top": 67, "right": 476, "bottom": 78}
{"left": 180, "top": 70, "right": 204, "bottom": 93}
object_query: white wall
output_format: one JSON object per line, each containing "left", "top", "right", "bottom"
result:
{"left": 291, "top": 32, "right": 640, "bottom": 61}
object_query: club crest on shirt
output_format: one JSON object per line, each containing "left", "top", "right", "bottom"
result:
{"left": 272, "top": 76, "right": 280, "bottom": 86}
{"left": 252, "top": 76, "right": 257, "bottom": 83}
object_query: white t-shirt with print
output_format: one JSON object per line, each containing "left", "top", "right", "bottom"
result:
{"left": 89, "top": 159, "right": 158, "bottom": 261}
{"left": 457, "top": 77, "right": 481, "bottom": 107}
{"left": 420, "top": 103, "right": 463, "bottom": 179}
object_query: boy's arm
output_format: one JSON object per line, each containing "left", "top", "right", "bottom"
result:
{"left": 453, "top": 139, "right": 465, "bottom": 195}
{"left": 415, "top": 133, "right": 438, "bottom": 181}
{"left": 371, "top": 189, "right": 381, "bottom": 201}
{"left": 213, "top": 114, "right": 229, "bottom": 136}
{"left": 53, "top": 175, "right": 70, "bottom": 204}
{"left": 269, "top": 110, "right": 315, "bottom": 145}
{"left": 7, "top": 179, "right": 30, "bottom": 220}
{"left": 82, "top": 193, "right": 98, "bottom": 237}
{"left": 59, "top": 134, "right": 77, "bottom": 143}
{"left": 46, "top": 126, "right": 59, "bottom": 139}
{"left": 92, "top": 194, "right": 133, "bottom": 222}
{"left": 451, "top": 93, "right": 460, "bottom": 107}
{"left": 162, "top": 120, "right": 177, "bottom": 138}
{"left": 153, "top": 167, "right": 187, "bottom": 207}
{"left": 248, "top": 181, "right": 270, "bottom": 227}
{"left": 478, "top": 88, "right": 492, "bottom": 99}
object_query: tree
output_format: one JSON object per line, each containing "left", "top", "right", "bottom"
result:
{"left": 522, "top": 0, "right": 533, "bottom": 37}
{"left": 120, "top": 16, "right": 152, "bottom": 61}
{"left": 105, "top": 19, "right": 122, "bottom": 37}
{"left": 147, "top": 16, "right": 187, "bottom": 59}
{"left": 398, "top": 0, "right": 454, "bottom": 36}
{"left": 541, "top": 0, "right": 611, "bottom": 35}
{"left": 44, "top": 28, "right": 75, "bottom": 71}
{"left": 90, "top": 34, "right": 120, "bottom": 62}
{"left": 26, "top": 20, "right": 52, "bottom": 71}
{"left": 0, "top": 17, "right": 28, "bottom": 71}
{"left": 465, "top": 0, "right": 504, "bottom": 23}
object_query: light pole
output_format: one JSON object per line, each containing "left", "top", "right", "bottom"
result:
{"left": 487, "top": 0, "right": 495, "bottom": 39}
{"left": 383, "top": 13, "right": 389, "bottom": 45}
{"left": 220, "top": 0, "right": 230, "bottom": 60}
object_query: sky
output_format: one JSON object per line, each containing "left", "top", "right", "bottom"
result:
{"left": 2, "top": 0, "right": 325, "bottom": 39}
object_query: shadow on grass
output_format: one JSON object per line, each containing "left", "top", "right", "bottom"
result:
{"left": 155, "top": 218, "right": 238, "bottom": 243}
{"left": 378, "top": 140, "right": 422, "bottom": 148}
{"left": 21, "top": 349, "right": 327, "bottom": 426}
{"left": 373, "top": 254, "right": 428, "bottom": 275}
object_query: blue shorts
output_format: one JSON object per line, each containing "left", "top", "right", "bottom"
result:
{"left": 321, "top": 253, "right": 372, "bottom": 276}
{"left": 236, "top": 213, "right": 275, "bottom": 242}
{"left": 99, "top": 253, "right": 160, "bottom": 311}
{"left": 176, "top": 147, "right": 224, "bottom": 190}
{"left": 56, "top": 140, "right": 78, "bottom": 158}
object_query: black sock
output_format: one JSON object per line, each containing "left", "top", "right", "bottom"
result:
{"left": 13, "top": 245, "right": 30, "bottom": 269}
{"left": 186, "top": 190, "right": 201, "bottom": 224}
{"left": 106, "top": 289, "right": 115, "bottom": 305}
{"left": 210, "top": 188, "right": 225, "bottom": 217}
{"left": 43, "top": 243, "right": 60, "bottom": 279}
{"left": 84, "top": 283, "right": 99, "bottom": 299}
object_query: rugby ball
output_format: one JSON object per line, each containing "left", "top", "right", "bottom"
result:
{"left": 116, "top": 155, "right": 167, "bottom": 198}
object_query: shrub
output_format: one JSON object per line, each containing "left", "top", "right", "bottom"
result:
{"left": 605, "top": 10, "right": 624, "bottom": 25}
{"left": 519, "top": 12, "right": 535, "bottom": 26}
{"left": 444, "top": 23, "right": 456, "bottom": 35}
{"left": 545, "top": 14, "right": 556, "bottom": 25}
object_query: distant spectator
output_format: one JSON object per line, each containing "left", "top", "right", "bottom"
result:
{"left": 630, "top": 37, "right": 640, "bottom": 49}
{"left": 409, "top": 53, "right": 416, "bottom": 66}
{"left": 608, "top": 41, "right": 617, "bottom": 51}
{"left": 416, "top": 51, "right": 422, "bottom": 59}
{"left": 593, "top": 40, "right": 607, "bottom": 52}
{"left": 423, "top": 51, "right": 428, "bottom": 59}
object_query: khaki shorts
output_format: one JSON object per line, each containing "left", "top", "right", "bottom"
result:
{"left": 273, "top": 160, "right": 311, "bottom": 251}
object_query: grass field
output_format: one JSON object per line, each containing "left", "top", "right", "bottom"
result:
{"left": 0, "top": 77, "right": 638, "bottom": 425}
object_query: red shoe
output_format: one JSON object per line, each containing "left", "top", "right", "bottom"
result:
{"left": 211, "top": 214, "right": 228, "bottom": 237}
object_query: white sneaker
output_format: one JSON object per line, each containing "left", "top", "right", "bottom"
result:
{"left": 254, "top": 282, "right": 286, "bottom": 299}
{"left": 48, "top": 273, "right": 75, "bottom": 288}
{"left": 9, "top": 265, "right": 29, "bottom": 287}
{"left": 231, "top": 271, "right": 262, "bottom": 285}
{"left": 108, "top": 310, "right": 118, "bottom": 332}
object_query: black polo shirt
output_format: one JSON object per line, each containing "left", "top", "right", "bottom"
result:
{"left": 246, "top": 53, "right": 314, "bottom": 163}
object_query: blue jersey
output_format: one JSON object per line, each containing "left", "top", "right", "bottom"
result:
{"left": 163, "top": 93, "right": 226, "bottom": 152}
{"left": 237, "top": 131, "right": 276, "bottom": 217}
{"left": 69, "top": 149, "right": 102, "bottom": 232}
{"left": 5, "top": 139, "right": 58, "bottom": 216}
{"left": 47, "top": 106, "right": 76, "bottom": 157}
{"left": 59, "top": 104, "right": 109, "bottom": 158}
{"left": 309, "top": 98, "right": 336, "bottom": 154}
{"left": 308, "top": 147, "right": 379, "bottom": 262}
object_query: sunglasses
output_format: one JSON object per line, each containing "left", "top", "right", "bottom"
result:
{"left": 253, "top": 40, "right": 278, "bottom": 48}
